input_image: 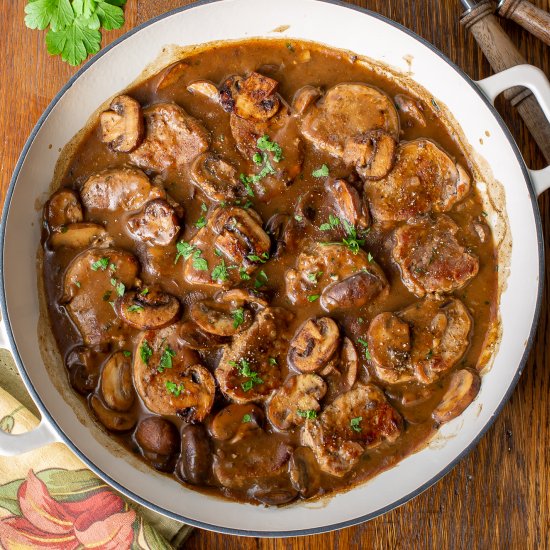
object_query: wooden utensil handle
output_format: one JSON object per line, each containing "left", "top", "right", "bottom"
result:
{"left": 498, "top": 0, "right": 550, "bottom": 46}
{"left": 461, "top": 0, "right": 550, "bottom": 163}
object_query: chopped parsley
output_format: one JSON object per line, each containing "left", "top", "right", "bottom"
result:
{"left": 254, "top": 270, "right": 268, "bottom": 289}
{"left": 319, "top": 214, "right": 340, "bottom": 232}
{"left": 294, "top": 215, "right": 303, "bottom": 222}
{"left": 312, "top": 164, "right": 329, "bottom": 178}
{"left": 341, "top": 220, "right": 365, "bottom": 254}
{"left": 211, "top": 259, "right": 230, "bottom": 282}
{"left": 229, "top": 358, "right": 263, "bottom": 392}
{"left": 232, "top": 308, "right": 245, "bottom": 329}
{"left": 239, "top": 268, "right": 251, "bottom": 281}
{"left": 247, "top": 252, "right": 270, "bottom": 263}
{"left": 91, "top": 257, "right": 109, "bottom": 271}
{"left": 357, "top": 338, "right": 372, "bottom": 360}
{"left": 307, "top": 294, "right": 320, "bottom": 302}
{"left": 174, "top": 242, "right": 209, "bottom": 270}
{"left": 165, "top": 380, "right": 185, "bottom": 397}
{"left": 297, "top": 409, "right": 317, "bottom": 419}
{"left": 158, "top": 346, "right": 176, "bottom": 373}
{"left": 431, "top": 98, "right": 440, "bottom": 111}
{"left": 110, "top": 278, "right": 125, "bottom": 297}
{"left": 350, "top": 416, "right": 363, "bottom": 432}
{"left": 269, "top": 357, "right": 278, "bottom": 366}
{"left": 140, "top": 341, "right": 153, "bottom": 365}
{"left": 367, "top": 252, "right": 374, "bottom": 263}
{"left": 307, "top": 271, "right": 323, "bottom": 283}
{"left": 192, "top": 250, "right": 208, "bottom": 271}
{"left": 257, "top": 135, "right": 283, "bottom": 162}
{"left": 195, "top": 203, "right": 208, "bottom": 228}
{"left": 127, "top": 304, "right": 144, "bottom": 313}
{"left": 60, "top": 225, "right": 68, "bottom": 233}
{"left": 242, "top": 413, "right": 252, "bottom": 423}
{"left": 140, "top": 288, "right": 149, "bottom": 295}
{"left": 122, "top": 350, "right": 132, "bottom": 358}
{"left": 74, "top": 281, "right": 81, "bottom": 288}
{"left": 286, "top": 42, "right": 295, "bottom": 52}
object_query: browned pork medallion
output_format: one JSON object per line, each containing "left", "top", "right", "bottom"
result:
{"left": 42, "top": 39, "right": 497, "bottom": 506}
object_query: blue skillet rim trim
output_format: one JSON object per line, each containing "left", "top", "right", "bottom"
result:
{"left": 0, "top": 0, "right": 544, "bottom": 538}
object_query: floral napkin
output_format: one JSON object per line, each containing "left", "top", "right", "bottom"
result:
{"left": 0, "top": 350, "right": 193, "bottom": 549}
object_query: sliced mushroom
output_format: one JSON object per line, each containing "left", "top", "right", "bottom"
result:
{"left": 100, "top": 351, "right": 134, "bottom": 412}
{"left": 66, "top": 345, "right": 106, "bottom": 395}
{"left": 129, "top": 103, "right": 211, "bottom": 173}
{"left": 251, "top": 487, "right": 298, "bottom": 506}
{"left": 135, "top": 416, "right": 180, "bottom": 471}
{"left": 267, "top": 374, "right": 327, "bottom": 430}
{"left": 321, "top": 337, "right": 359, "bottom": 400}
{"left": 133, "top": 326, "right": 214, "bottom": 421}
{"left": 265, "top": 213, "right": 301, "bottom": 257}
{"left": 216, "top": 307, "right": 293, "bottom": 404}
{"left": 176, "top": 321, "right": 229, "bottom": 350}
{"left": 293, "top": 85, "right": 321, "bottom": 115}
{"left": 394, "top": 94, "right": 427, "bottom": 128}
{"left": 433, "top": 369, "right": 481, "bottom": 424}
{"left": 289, "top": 446, "right": 322, "bottom": 499}
{"left": 45, "top": 188, "right": 83, "bottom": 231}
{"left": 285, "top": 243, "right": 388, "bottom": 311}
{"left": 178, "top": 424, "right": 212, "bottom": 485}
{"left": 219, "top": 75, "right": 243, "bottom": 113}
{"left": 187, "top": 80, "right": 219, "bottom": 101}
{"left": 189, "top": 299, "right": 253, "bottom": 337}
{"left": 156, "top": 61, "right": 189, "bottom": 91}
{"left": 62, "top": 248, "right": 140, "bottom": 346}
{"left": 289, "top": 318, "right": 340, "bottom": 373}
{"left": 49, "top": 223, "right": 108, "bottom": 249}
{"left": 301, "top": 384, "right": 402, "bottom": 477}
{"left": 127, "top": 199, "right": 180, "bottom": 246}
{"left": 117, "top": 288, "right": 181, "bottom": 330}
{"left": 90, "top": 395, "right": 136, "bottom": 432}
{"left": 343, "top": 130, "right": 397, "bottom": 181}
{"left": 217, "top": 288, "right": 269, "bottom": 309}
{"left": 322, "top": 265, "right": 389, "bottom": 312}
{"left": 80, "top": 167, "right": 164, "bottom": 212}
{"left": 190, "top": 153, "right": 247, "bottom": 202}
{"left": 234, "top": 72, "right": 280, "bottom": 121}
{"left": 99, "top": 95, "right": 144, "bottom": 153}
{"left": 209, "top": 403, "right": 264, "bottom": 443}
{"left": 326, "top": 179, "right": 369, "bottom": 229}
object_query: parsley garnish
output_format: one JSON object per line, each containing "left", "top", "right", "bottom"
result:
{"left": 257, "top": 135, "right": 283, "bottom": 162}
{"left": 286, "top": 42, "right": 295, "bottom": 52}
{"left": 74, "top": 280, "right": 81, "bottom": 288}
{"left": 297, "top": 409, "right": 317, "bottom": 419}
{"left": 211, "top": 259, "right": 230, "bottom": 282}
{"left": 195, "top": 203, "right": 208, "bottom": 228}
{"left": 319, "top": 215, "right": 340, "bottom": 232}
{"left": 140, "top": 341, "right": 153, "bottom": 365}
{"left": 294, "top": 215, "right": 303, "bottom": 222}
{"left": 158, "top": 346, "right": 176, "bottom": 373}
{"left": 307, "top": 271, "right": 323, "bottom": 283}
{"left": 110, "top": 278, "right": 125, "bottom": 297}
{"left": 312, "top": 164, "right": 329, "bottom": 178}
{"left": 247, "top": 252, "right": 269, "bottom": 263}
{"left": 307, "top": 294, "right": 320, "bottom": 302}
{"left": 232, "top": 308, "right": 245, "bottom": 329}
{"left": 25, "top": 0, "right": 128, "bottom": 67}
{"left": 174, "top": 242, "right": 208, "bottom": 270}
{"left": 254, "top": 270, "right": 268, "bottom": 289}
{"left": 229, "top": 358, "right": 263, "bottom": 392}
{"left": 165, "top": 380, "right": 185, "bottom": 397}
{"left": 122, "top": 350, "right": 131, "bottom": 358}
{"left": 357, "top": 338, "right": 372, "bottom": 360}
{"left": 140, "top": 288, "right": 149, "bottom": 295}
{"left": 367, "top": 252, "right": 374, "bottom": 263}
{"left": 91, "top": 257, "right": 109, "bottom": 271}
{"left": 269, "top": 357, "right": 278, "bottom": 366}
{"left": 341, "top": 220, "right": 365, "bottom": 254}
{"left": 242, "top": 413, "right": 252, "bottom": 423}
{"left": 350, "top": 416, "right": 363, "bottom": 432}
{"left": 239, "top": 268, "right": 251, "bottom": 281}
{"left": 127, "top": 304, "right": 144, "bottom": 313}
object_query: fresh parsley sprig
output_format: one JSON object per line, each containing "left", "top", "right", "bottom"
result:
{"left": 25, "top": 0, "right": 128, "bottom": 66}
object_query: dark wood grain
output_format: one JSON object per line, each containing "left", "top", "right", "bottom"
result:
{"left": 499, "top": 0, "right": 550, "bottom": 46}
{"left": 1, "top": 1, "right": 548, "bottom": 548}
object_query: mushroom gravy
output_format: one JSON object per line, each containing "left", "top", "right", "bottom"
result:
{"left": 41, "top": 39, "right": 498, "bottom": 505}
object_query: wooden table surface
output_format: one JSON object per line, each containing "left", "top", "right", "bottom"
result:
{"left": 2, "top": 0, "right": 549, "bottom": 547}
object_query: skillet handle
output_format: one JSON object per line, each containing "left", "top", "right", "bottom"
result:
{"left": 0, "top": 321, "right": 60, "bottom": 456}
{"left": 476, "top": 64, "right": 550, "bottom": 197}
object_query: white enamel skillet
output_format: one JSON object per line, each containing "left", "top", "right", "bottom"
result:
{"left": 0, "top": 0, "right": 549, "bottom": 537}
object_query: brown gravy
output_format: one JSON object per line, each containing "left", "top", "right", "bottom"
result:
{"left": 41, "top": 39, "right": 498, "bottom": 505}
